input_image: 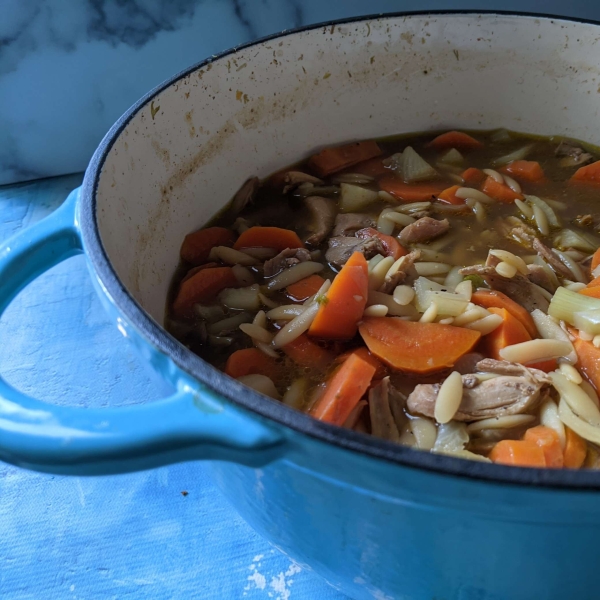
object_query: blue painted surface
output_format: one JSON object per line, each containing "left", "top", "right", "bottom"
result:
{"left": 3, "top": 1, "right": 600, "bottom": 185}
{"left": 0, "top": 175, "right": 344, "bottom": 599}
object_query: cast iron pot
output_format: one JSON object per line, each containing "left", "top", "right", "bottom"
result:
{"left": 2, "top": 12, "right": 600, "bottom": 600}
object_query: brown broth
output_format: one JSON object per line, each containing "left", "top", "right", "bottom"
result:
{"left": 165, "top": 128, "right": 600, "bottom": 463}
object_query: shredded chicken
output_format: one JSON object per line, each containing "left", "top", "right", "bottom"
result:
{"left": 379, "top": 250, "right": 421, "bottom": 293}
{"left": 331, "top": 213, "right": 375, "bottom": 237}
{"left": 398, "top": 217, "right": 450, "bottom": 245}
{"left": 326, "top": 235, "right": 385, "bottom": 270}
{"left": 263, "top": 247, "right": 312, "bottom": 277}
{"left": 407, "top": 359, "right": 551, "bottom": 421}
{"left": 459, "top": 264, "right": 550, "bottom": 312}
{"left": 526, "top": 263, "right": 558, "bottom": 293}
{"left": 304, "top": 196, "right": 336, "bottom": 245}
{"left": 555, "top": 140, "right": 593, "bottom": 167}
{"left": 512, "top": 227, "right": 574, "bottom": 279}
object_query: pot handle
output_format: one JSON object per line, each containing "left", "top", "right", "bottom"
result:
{"left": 0, "top": 188, "right": 286, "bottom": 475}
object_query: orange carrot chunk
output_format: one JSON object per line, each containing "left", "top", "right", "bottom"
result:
{"left": 286, "top": 274, "right": 326, "bottom": 302}
{"left": 573, "top": 336, "right": 600, "bottom": 391}
{"left": 437, "top": 184, "right": 465, "bottom": 205}
{"left": 482, "top": 176, "right": 524, "bottom": 203}
{"left": 225, "top": 348, "right": 279, "bottom": 380}
{"left": 173, "top": 267, "right": 237, "bottom": 317}
{"left": 334, "top": 346, "right": 388, "bottom": 380}
{"left": 282, "top": 334, "right": 335, "bottom": 370}
{"left": 490, "top": 440, "right": 547, "bottom": 467}
{"left": 233, "top": 226, "right": 304, "bottom": 252}
{"left": 358, "top": 317, "right": 481, "bottom": 374}
{"left": 501, "top": 160, "right": 545, "bottom": 183}
{"left": 471, "top": 289, "right": 538, "bottom": 338}
{"left": 355, "top": 227, "right": 407, "bottom": 261}
{"left": 591, "top": 248, "right": 600, "bottom": 272}
{"left": 181, "top": 227, "right": 236, "bottom": 265}
{"left": 571, "top": 160, "right": 600, "bottom": 183}
{"left": 461, "top": 167, "right": 485, "bottom": 186}
{"left": 309, "top": 252, "right": 368, "bottom": 340}
{"left": 579, "top": 286, "right": 600, "bottom": 299}
{"left": 378, "top": 178, "right": 447, "bottom": 202}
{"left": 310, "top": 353, "right": 376, "bottom": 425}
{"left": 523, "top": 425, "right": 564, "bottom": 468}
{"left": 427, "top": 131, "right": 484, "bottom": 151}
{"left": 308, "top": 141, "right": 382, "bottom": 177}
{"left": 528, "top": 359, "right": 558, "bottom": 373}
{"left": 482, "top": 307, "right": 531, "bottom": 360}
{"left": 348, "top": 156, "right": 389, "bottom": 177}
{"left": 563, "top": 426, "right": 587, "bottom": 469}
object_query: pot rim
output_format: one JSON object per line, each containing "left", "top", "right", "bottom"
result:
{"left": 81, "top": 9, "right": 600, "bottom": 490}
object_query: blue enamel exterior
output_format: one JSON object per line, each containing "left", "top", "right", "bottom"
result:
{"left": 2, "top": 12, "right": 600, "bottom": 599}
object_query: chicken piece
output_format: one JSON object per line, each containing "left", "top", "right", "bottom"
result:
{"left": 231, "top": 177, "right": 259, "bottom": 214}
{"left": 369, "top": 377, "right": 403, "bottom": 442}
{"left": 331, "top": 213, "right": 376, "bottom": 237}
{"left": 263, "top": 248, "right": 312, "bottom": 277}
{"left": 326, "top": 235, "right": 385, "bottom": 270}
{"left": 512, "top": 227, "right": 573, "bottom": 279}
{"left": 526, "top": 263, "right": 558, "bottom": 293}
{"left": 379, "top": 250, "right": 421, "bottom": 293}
{"left": 398, "top": 217, "right": 450, "bottom": 245}
{"left": 459, "top": 264, "right": 550, "bottom": 312}
{"left": 304, "top": 196, "right": 336, "bottom": 245}
{"left": 555, "top": 140, "right": 593, "bottom": 167}
{"left": 407, "top": 359, "right": 551, "bottom": 421}
{"left": 283, "top": 171, "right": 324, "bottom": 194}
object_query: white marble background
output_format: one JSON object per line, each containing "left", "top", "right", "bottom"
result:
{"left": 2, "top": 0, "right": 600, "bottom": 185}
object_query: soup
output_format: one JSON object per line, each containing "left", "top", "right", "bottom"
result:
{"left": 166, "top": 128, "right": 600, "bottom": 469}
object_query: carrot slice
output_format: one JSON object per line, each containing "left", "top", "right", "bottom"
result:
{"left": 310, "top": 353, "right": 376, "bottom": 425}
{"left": 379, "top": 177, "right": 447, "bottom": 202}
{"left": 233, "top": 226, "right": 304, "bottom": 252}
{"left": 181, "top": 262, "right": 220, "bottom": 283}
{"left": 489, "top": 439, "right": 546, "bottom": 467}
{"left": 427, "top": 131, "right": 483, "bottom": 151}
{"left": 286, "top": 274, "right": 326, "bottom": 302}
{"left": 528, "top": 359, "right": 558, "bottom": 373}
{"left": 523, "top": 425, "right": 564, "bottom": 468}
{"left": 225, "top": 348, "right": 279, "bottom": 380}
{"left": 334, "top": 347, "right": 388, "bottom": 380}
{"left": 308, "top": 252, "right": 368, "bottom": 340}
{"left": 180, "top": 227, "right": 235, "bottom": 265}
{"left": 591, "top": 248, "right": 600, "bottom": 272}
{"left": 573, "top": 336, "right": 600, "bottom": 391}
{"left": 461, "top": 167, "right": 485, "bottom": 186}
{"left": 482, "top": 176, "right": 524, "bottom": 203}
{"left": 282, "top": 334, "right": 335, "bottom": 370}
{"left": 563, "top": 426, "right": 587, "bottom": 469}
{"left": 173, "top": 267, "right": 237, "bottom": 317}
{"left": 571, "top": 160, "right": 600, "bottom": 183}
{"left": 482, "top": 307, "right": 531, "bottom": 360}
{"left": 579, "top": 286, "right": 600, "bottom": 299}
{"left": 358, "top": 317, "right": 481, "bottom": 374}
{"left": 437, "top": 184, "right": 465, "bottom": 205}
{"left": 349, "top": 156, "right": 389, "bottom": 177}
{"left": 308, "top": 141, "right": 382, "bottom": 177}
{"left": 501, "top": 160, "right": 545, "bottom": 183}
{"left": 471, "top": 289, "right": 537, "bottom": 338}
{"left": 355, "top": 227, "right": 407, "bottom": 261}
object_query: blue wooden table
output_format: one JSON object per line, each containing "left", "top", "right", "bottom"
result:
{"left": 0, "top": 175, "right": 345, "bottom": 599}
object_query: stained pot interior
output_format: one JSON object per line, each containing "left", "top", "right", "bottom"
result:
{"left": 94, "top": 13, "right": 600, "bottom": 323}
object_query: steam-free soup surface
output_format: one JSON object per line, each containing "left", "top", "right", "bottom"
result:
{"left": 167, "top": 128, "right": 600, "bottom": 469}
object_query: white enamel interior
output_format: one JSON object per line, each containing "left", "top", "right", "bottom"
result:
{"left": 95, "top": 13, "right": 600, "bottom": 323}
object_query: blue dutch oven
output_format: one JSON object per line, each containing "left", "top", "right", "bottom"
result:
{"left": 2, "top": 12, "right": 600, "bottom": 599}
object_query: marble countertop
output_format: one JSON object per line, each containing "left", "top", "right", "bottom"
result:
{"left": 0, "top": 174, "right": 344, "bottom": 599}
{"left": 3, "top": 0, "right": 600, "bottom": 185}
